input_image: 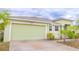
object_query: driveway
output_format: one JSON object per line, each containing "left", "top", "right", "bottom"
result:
{"left": 9, "top": 40, "right": 79, "bottom": 51}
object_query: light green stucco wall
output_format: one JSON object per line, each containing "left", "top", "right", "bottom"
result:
{"left": 4, "top": 22, "right": 11, "bottom": 42}
{"left": 54, "top": 20, "right": 72, "bottom": 25}
{"left": 11, "top": 23, "right": 46, "bottom": 40}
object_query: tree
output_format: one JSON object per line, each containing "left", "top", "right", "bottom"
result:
{"left": 0, "top": 10, "right": 10, "bottom": 42}
{"left": 60, "top": 18, "right": 79, "bottom": 42}
{"left": 74, "top": 18, "right": 79, "bottom": 39}
{"left": 0, "top": 10, "right": 10, "bottom": 30}
{"left": 60, "top": 25, "right": 76, "bottom": 42}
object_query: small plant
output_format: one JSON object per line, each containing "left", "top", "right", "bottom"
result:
{"left": 47, "top": 32, "right": 54, "bottom": 40}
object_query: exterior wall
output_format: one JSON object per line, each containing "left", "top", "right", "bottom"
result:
{"left": 51, "top": 23, "right": 61, "bottom": 39}
{"left": 4, "top": 21, "right": 12, "bottom": 42}
{"left": 52, "top": 20, "right": 73, "bottom": 39}
{"left": 54, "top": 20, "right": 72, "bottom": 25}
{"left": 4, "top": 20, "right": 49, "bottom": 42}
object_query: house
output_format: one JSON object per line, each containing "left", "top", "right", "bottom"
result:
{"left": 4, "top": 16, "right": 73, "bottom": 42}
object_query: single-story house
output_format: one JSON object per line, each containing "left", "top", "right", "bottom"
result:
{"left": 4, "top": 16, "right": 73, "bottom": 42}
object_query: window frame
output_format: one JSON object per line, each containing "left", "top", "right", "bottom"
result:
{"left": 55, "top": 25, "right": 59, "bottom": 31}
{"left": 49, "top": 25, "right": 52, "bottom": 31}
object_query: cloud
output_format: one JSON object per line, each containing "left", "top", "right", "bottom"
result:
{"left": 60, "top": 8, "right": 79, "bottom": 20}
{"left": 4, "top": 8, "right": 79, "bottom": 20}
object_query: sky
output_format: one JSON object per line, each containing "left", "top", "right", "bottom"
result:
{"left": 1, "top": 8, "right": 79, "bottom": 20}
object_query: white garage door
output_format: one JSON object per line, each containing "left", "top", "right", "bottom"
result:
{"left": 11, "top": 23, "right": 46, "bottom": 40}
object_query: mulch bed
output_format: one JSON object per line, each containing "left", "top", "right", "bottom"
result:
{"left": 0, "top": 42, "right": 9, "bottom": 51}
{"left": 60, "top": 40, "right": 79, "bottom": 49}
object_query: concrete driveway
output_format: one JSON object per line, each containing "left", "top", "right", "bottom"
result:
{"left": 9, "top": 40, "right": 79, "bottom": 51}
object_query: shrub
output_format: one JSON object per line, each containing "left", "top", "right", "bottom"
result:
{"left": 66, "top": 30, "right": 75, "bottom": 39}
{"left": 47, "top": 32, "right": 54, "bottom": 40}
{"left": 60, "top": 29, "right": 76, "bottom": 39}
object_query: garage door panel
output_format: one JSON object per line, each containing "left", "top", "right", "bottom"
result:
{"left": 11, "top": 24, "right": 46, "bottom": 40}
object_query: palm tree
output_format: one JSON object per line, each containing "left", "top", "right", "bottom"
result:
{"left": 60, "top": 25, "right": 76, "bottom": 42}
{"left": 0, "top": 10, "right": 10, "bottom": 42}
{"left": 76, "top": 18, "right": 79, "bottom": 29}
{"left": 75, "top": 18, "right": 79, "bottom": 39}
{"left": 0, "top": 10, "right": 10, "bottom": 30}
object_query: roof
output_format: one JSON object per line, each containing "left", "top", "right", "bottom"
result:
{"left": 10, "top": 16, "right": 52, "bottom": 24}
{"left": 53, "top": 18, "right": 74, "bottom": 22}
{"left": 9, "top": 16, "right": 74, "bottom": 24}
{"left": 10, "top": 16, "right": 52, "bottom": 21}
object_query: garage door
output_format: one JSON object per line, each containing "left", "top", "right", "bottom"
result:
{"left": 11, "top": 23, "right": 46, "bottom": 40}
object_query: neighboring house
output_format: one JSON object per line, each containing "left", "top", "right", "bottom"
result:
{"left": 4, "top": 16, "right": 73, "bottom": 42}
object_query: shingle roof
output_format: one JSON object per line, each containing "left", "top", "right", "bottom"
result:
{"left": 10, "top": 16, "right": 52, "bottom": 21}
{"left": 10, "top": 16, "right": 52, "bottom": 24}
{"left": 9, "top": 16, "right": 74, "bottom": 23}
{"left": 53, "top": 18, "right": 74, "bottom": 22}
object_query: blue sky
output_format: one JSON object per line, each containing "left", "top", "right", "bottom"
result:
{"left": 1, "top": 8, "right": 79, "bottom": 20}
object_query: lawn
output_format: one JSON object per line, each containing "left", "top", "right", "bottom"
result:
{"left": 60, "top": 39, "right": 79, "bottom": 49}
{"left": 0, "top": 42, "right": 9, "bottom": 51}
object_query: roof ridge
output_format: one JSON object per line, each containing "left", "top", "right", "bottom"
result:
{"left": 10, "top": 16, "right": 52, "bottom": 21}
{"left": 53, "top": 17, "right": 74, "bottom": 21}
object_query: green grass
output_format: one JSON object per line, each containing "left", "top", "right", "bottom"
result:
{"left": 0, "top": 42, "right": 9, "bottom": 51}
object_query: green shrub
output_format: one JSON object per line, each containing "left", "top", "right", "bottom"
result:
{"left": 60, "top": 29, "right": 75, "bottom": 39}
{"left": 66, "top": 30, "right": 75, "bottom": 39}
{"left": 47, "top": 32, "right": 54, "bottom": 40}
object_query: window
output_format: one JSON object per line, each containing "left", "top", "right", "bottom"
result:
{"left": 49, "top": 25, "right": 52, "bottom": 31}
{"left": 55, "top": 26, "right": 59, "bottom": 31}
